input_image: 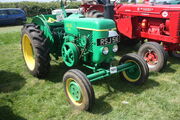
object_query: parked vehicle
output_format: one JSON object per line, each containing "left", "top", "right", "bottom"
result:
{"left": 80, "top": 0, "right": 180, "bottom": 72}
{"left": 0, "top": 8, "right": 26, "bottom": 25}
{"left": 21, "top": 0, "right": 149, "bottom": 111}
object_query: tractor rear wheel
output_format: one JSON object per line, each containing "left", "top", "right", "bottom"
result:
{"left": 21, "top": 24, "right": 50, "bottom": 78}
{"left": 138, "top": 42, "right": 167, "bottom": 72}
{"left": 119, "top": 53, "right": 149, "bottom": 85}
{"left": 63, "top": 69, "right": 95, "bottom": 111}
{"left": 85, "top": 10, "right": 104, "bottom": 18}
{"left": 92, "top": 12, "right": 104, "bottom": 18}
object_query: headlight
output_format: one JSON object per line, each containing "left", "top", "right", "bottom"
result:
{"left": 112, "top": 45, "right": 118, "bottom": 52}
{"left": 102, "top": 47, "right": 109, "bottom": 55}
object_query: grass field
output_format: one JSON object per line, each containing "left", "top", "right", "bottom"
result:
{"left": 0, "top": 25, "right": 180, "bottom": 120}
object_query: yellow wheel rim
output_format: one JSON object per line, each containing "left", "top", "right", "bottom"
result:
{"left": 122, "top": 60, "right": 141, "bottom": 82}
{"left": 66, "top": 78, "right": 83, "bottom": 106}
{"left": 22, "top": 34, "right": 35, "bottom": 71}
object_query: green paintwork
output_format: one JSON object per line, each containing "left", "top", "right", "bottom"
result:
{"left": 60, "top": 0, "right": 67, "bottom": 18}
{"left": 62, "top": 42, "right": 79, "bottom": 67}
{"left": 32, "top": 14, "right": 64, "bottom": 59}
{"left": 123, "top": 62, "right": 141, "bottom": 81}
{"left": 64, "top": 17, "right": 116, "bottom": 64}
{"left": 87, "top": 62, "right": 136, "bottom": 82}
{"left": 69, "top": 81, "right": 81, "bottom": 101}
{"left": 30, "top": 3, "right": 141, "bottom": 83}
{"left": 64, "top": 17, "right": 115, "bottom": 35}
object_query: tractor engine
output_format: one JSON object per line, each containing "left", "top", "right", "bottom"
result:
{"left": 63, "top": 17, "right": 119, "bottom": 67}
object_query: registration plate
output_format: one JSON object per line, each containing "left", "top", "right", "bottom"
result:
{"left": 110, "top": 67, "right": 118, "bottom": 74}
{"left": 97, "top": 36, "right": 120, "bottom": 46}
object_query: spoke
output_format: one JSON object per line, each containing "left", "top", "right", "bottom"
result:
{"left": 69, "top": 57, "right": 73, "bottom": 63}
{"left": 144, "top": 57, "right": 149, "bottom": 62}
{"left": 67, "top": 49, "right": 71, "bottom": 55}
{"left": 154, "top": 61, "right": 158, "bottom": 64}
{"left": 63, "top": 46, "right": 68, "bottom": 53}
{"left": 62, "top": 51, "right": 67, "bottom": 59}
{"left": 148, "top": 49, "right": 152, "bottom": 52}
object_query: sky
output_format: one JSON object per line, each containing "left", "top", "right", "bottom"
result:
{"left": 0, "top": 0, "right": 55, "bottom": 2}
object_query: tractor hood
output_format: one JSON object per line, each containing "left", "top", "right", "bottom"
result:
{"left": 64, "top": 18, "right": 116, "bottom": 35}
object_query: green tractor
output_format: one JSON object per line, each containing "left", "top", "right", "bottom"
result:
{"left": 21, "top": 1, "right": 149, "bottom": 111}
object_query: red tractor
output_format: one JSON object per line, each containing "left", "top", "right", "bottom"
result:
{"left": 80, "top": 0, "right": 180, "bottom": 72}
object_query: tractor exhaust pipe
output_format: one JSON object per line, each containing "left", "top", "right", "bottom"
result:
{"left": 104, "top": 0, "right": 114, "bottom": 20}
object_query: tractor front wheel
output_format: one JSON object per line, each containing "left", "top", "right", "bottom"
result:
{"left": 63, "top": 69, "right": 95, "bottom": 111}
{"left": 138, "top": 42, "right": 167, "bottom": 72}
{"left": 21, "top": 24, "right": 50, "bottom": 78}
{"left": 119, "top": 53, "right": 149, "bottom": 85}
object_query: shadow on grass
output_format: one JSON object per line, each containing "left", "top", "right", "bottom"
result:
{"left": 93, "top": 74, "right": 160, "bottom": 94}
{"left": 160, "top": 56, "right": 180, "bottom": 73}
{"left": 90, "top": 72, "right": 159, "bottom": 115}
{"left": 45, "top": 62, "right": 91, "bottom": 83}
{"left": 45, "top": 63, "right": 68, "bottom": 83}
{"left": 0, "top": 106, "right": 26, "bottom": 120}
{"left": 0, "top": 24, "right": 22, "bottom": 27}
{"left": 91, "top": 92, "right": 113, "bottom": 115}
{"left": 45, "top": 60, "right": 160, "bottom": 115}
{"left": 90, "top": 77, "right": 159, "bottom": 114}
{"left": 0, "top": 71, "right": 26, "bottom": 93}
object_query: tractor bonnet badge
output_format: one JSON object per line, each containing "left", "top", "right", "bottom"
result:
{"left": 162, "top": 11, "right": 168, "bottom": 18}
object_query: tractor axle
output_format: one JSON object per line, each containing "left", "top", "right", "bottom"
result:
{"left": 87, "top": 62, "right": 135, "bottom": 82}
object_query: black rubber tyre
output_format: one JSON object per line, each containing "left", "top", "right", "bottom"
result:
{"left": 138, "top": 42, "right": 167, "bottom": 72}
{"left": 21, "top": 24, "right": 50, "bottom": 78}
{"left": 86, "top": 10, "right": 104, "bottom": 18}
{"left": 119, "top": 34, "right": 140, "bottom": 46}
{"left": 168, "top": 51, "right": 180, "bottom": 58}
{"left": 92, "top": 12, "right": 104, "bottom": 18}
{"left": 119, "top": 53, "right": 149, "bottom": 85}
{"left": 63, "top": 69, "right": 95, "bottom": 111}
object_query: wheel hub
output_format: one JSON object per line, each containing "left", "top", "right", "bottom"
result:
{"left": 144, "top": 50, "right": 158, "bottom": 65}
{"left": 22, "top": 34, "right": 35, "bottom": 70}
{"left": 62, "top": 43, "right": 78, "bottom": 67}
{"left": 122, "top": 60, "right": 141, "bottom": 82}
{"left": 69, "top": 81, "right": 82, "bottom": 102}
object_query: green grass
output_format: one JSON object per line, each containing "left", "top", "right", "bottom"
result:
{"left": 0, "top": 25, "right": 180, "bottom": 120}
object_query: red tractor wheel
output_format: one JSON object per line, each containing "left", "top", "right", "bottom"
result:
{"left": 138, "top": 42, "right": 167, "bottom": 72}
